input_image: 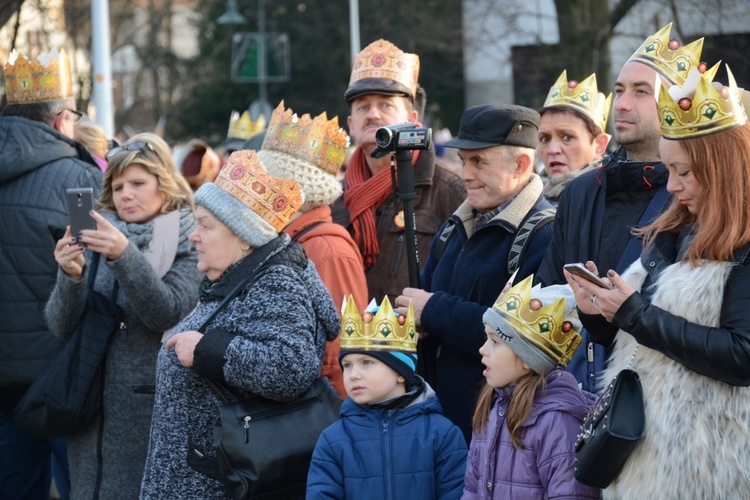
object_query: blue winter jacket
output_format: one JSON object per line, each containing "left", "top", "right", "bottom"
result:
{"left": 306, "top": 380, "right": 468, "bottom": 499}
{"left": 419, "top": 176, "right": 553, "bottom": 442}
{"left": 462, "top": 370, "right": 600, "bottom": 499}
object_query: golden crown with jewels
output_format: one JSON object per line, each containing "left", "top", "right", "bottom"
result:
{"left": 261, "top": 101, "right": 350, "bottom": 175}
{"left": 543, "top": 70, "right": 612, "bottom": 133}
{"left": 348, "top": 39, "right": 420, "bottom": 99}
{"left": 489, "top": 275, "right": 581, "bottom": 367}
{"left": 627, "top": 22, "right": 705, "bottom": 86}
{"left": 340, "top": 296, "right": 417, "bottom": 353}
{"left": 659, "top": 63, "right": 748, "bottom": 139}
{"left": 227, "top": 110, "right": 266, "bottom": 140}
{"left": 3, "top": 48, "right": 73, "bottom": 105}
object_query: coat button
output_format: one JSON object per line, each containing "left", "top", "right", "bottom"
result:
{"left": 486, "top": 482, "right": 493, "bottom": 489}
{"left": 649, "top": 261, "right": 656, "bottom": 268}
{"left": 498, "top": 410, "right": 505, "bottom": 417}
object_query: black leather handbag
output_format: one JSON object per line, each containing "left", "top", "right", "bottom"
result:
{"left": 15, "top": 253, "right": 121, "bottom": 439}
{"left": 574, "top": 368, "right": 645, "bottom": 488}
{"left": 188, "top": 268, "right": 342, "bottom": 499}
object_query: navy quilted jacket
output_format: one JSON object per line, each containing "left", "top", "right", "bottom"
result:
{"left": 0, "top": 116, "right": 102, "bottom": 408}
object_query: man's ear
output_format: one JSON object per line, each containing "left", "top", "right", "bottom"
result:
{"left": 593, "top": 133, "right": 610, "bottom": 157}
{"left": 408, "top": 109, "right": 420, "bottom": 126}
{"left": 515, "top": 152, "right": 533, "bottom": 176}
{"left": 347, "top": 115, "right": 352, "bottom": 131}
{"left": 52, "top": 111, "right": 66, "bottom": 134}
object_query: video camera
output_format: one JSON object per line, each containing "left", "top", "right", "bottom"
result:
{"left": 371, "top": 122, "right": 432, "bottom": 159}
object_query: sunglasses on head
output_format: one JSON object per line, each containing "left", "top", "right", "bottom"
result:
{"left": 105, "top": 141, "right": 155, "bottom": 160}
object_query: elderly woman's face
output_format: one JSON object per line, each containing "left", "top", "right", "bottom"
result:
{"left": 189, "top": 206, "right": 248, "bottom": 281}
{"left": 111, "top": 164, "right": 164, "bottom": 224}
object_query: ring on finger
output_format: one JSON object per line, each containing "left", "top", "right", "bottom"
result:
{"left": 591, "top": 295, "right": 597, "bottom": 305}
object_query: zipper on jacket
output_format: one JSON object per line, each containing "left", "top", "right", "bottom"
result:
{"left": 381, "top": 415, "right": 394, "bottom": 498}
{"left": 587, "top": 342, "right": 594, "bottom": 362}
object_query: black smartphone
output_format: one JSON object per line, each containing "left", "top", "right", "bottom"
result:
{"left": 66, "top": 188, "right": 96, "bottom": 245}
{"left": 563, "top": 263, "right": 613, "bottom": 289}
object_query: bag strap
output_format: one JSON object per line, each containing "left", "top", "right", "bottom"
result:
{"left": 291, "top": 220, "right": 326, "bottom": 243}
{"left": 507, "top": 207, "right": 556, "bottom": 275}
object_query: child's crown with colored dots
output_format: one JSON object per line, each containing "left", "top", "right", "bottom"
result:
{"left": 340, "top": 296, "right": 417, "bottom": 354}
{"left": 658, "top": 62, "right": 748, "bottom": 139}
{"left": 489, "top": 275, "right": 581, "bottom": 368}
{"left": 543, "top": 70, "right": 612, "bottom": 134}
{"left": 261, "top": 100, "right": 350, "bottom": 175}
{"left": 627, "top": 22, "right": 705, "bottom": 86}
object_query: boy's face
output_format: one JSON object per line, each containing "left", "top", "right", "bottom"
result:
{"left": 341, "top": 353, "right": 406, "bottom": 405}
{"left": 479, "top": 324, "right": 532, "bottom": 388}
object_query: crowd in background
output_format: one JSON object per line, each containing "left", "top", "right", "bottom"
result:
{"left": 2, "top": 20, "right": 750, "bottom": 500}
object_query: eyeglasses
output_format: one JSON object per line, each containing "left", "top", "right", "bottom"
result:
{"left": 105, "top": 141, "right": 156, "bottom": 160}
{"left": 57, "top": 108, "right": 84, "bottom": 124}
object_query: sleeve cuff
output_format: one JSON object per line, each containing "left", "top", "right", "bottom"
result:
{"left": 193, "top": 328, "right": 235, "bottom": 382}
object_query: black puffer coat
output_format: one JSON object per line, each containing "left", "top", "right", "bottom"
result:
{"left": 0, "top": 116, "right": 103, "bottom": 411}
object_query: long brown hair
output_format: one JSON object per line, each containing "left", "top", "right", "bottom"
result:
{"left": 636, "top": 123, "right": 750, "bottom": 264}
{"left": 471, "top": 371, "right": 547, "bottom": 449}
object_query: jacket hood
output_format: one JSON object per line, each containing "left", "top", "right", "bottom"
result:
{"left": 0, "top": 116, "right": 90, "bottom": 185}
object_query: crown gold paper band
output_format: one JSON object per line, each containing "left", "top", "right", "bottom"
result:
{"left": 227, "top": 110, "right": 266, "bottom": 140}
{"left": 489, "top": 275, "right": 581, "bottom": 367}
{"left": 543, "top": 70, "right": 612, "bottom": 133}
{"left": 659, "top": 63, "right": 748, "bottom": 139}
{"left": 627, "top": 23, "right": 704, "bottom": 86}
{"left": 3, "top": 48, "right": 74, "bottom": 105}
{"left": 216, "top": 150, "right": 302, "bottom": 232}
{"left": 340, "top": 296, "right": 417, "bottom": 353}
{"left": 261, "top": 101, "right": 350, "bottom": 175}
{"left": 349, "top": 39, "right": 420, "bottom": 99}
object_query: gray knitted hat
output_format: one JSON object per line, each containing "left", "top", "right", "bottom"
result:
{"left": 194, "top": 150, "right": 304, "bottom": 248}
{"left": 483, "top": 278, "right": 581, "bottom": 376}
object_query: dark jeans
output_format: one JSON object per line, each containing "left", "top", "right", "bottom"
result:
{"left": 0, "top": 410, "right": 69, "bottom": 500}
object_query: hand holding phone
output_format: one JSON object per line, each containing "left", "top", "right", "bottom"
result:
{"left": 563, "top": 263, "right": 613, "bottom": 290}
{"left": 66, "top": 188, "right": 96, "bottom": 245}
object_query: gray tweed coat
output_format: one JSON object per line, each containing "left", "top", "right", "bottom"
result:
{"left": 44, "top": 207, "right": 201, "bottom": 500}
{"left": 140, "top": 236, "right": 340, "bottom": 499}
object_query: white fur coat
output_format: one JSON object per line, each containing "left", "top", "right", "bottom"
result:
{"left": 601, "top": 259, "right": 750, "bottom": 499}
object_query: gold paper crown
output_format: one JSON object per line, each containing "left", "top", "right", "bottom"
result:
{"left": 340, "top": 296, "right": 417, "bottom": 353}
{"left": 627, "top": 23, "right": 704, "bottom": 86}
{"left": 348, "top": 39, "right": 420, "bottom": 99}
{"left": 543, "top": 70, "right": 612, "bottom": 133}
{"left": 489, "top": 275, "right": 581, "bottom": 368}
{"left": 659, "top": 63, "right": 748, "bottom": 139}
{"left": 227, "top": 110, "right": 266, "bottom": 140}
{"left": 3, "top": 48, "right": 74, "bottom": 105}
{"left": 261, "top": 101, "right": 350, "bottom": 175}
{"left": 216, "top": 150, "right": 303, "bottom": 232}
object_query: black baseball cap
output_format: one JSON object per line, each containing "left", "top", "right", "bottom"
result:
{"left": 444, "top": 104, "right": 540, "bottom": 150}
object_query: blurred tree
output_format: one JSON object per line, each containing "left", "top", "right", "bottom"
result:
{"left": 168, "top": 0, "right": 465, "bottom": 146}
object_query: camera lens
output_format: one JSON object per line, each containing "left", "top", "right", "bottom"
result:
{"left": 375, "top": 127, "right": 394, "bottom": 148}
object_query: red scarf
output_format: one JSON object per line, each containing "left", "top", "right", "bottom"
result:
{"left": 343, "top": 148, "right": 420, "bottom": 269}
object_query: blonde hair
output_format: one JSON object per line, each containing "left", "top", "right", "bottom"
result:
{"left": 98, "top": 132, "right": 194, "bottom": 214}
{"left": 471, "top": 371, "right": 547, "bottom": 449}
{"left": 74, "top": 121, "right": 109, "bottom": 159}
{"left": 636, "top": 123, "right": 750, "bottom": 264}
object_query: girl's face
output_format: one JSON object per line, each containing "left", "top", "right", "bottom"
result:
{"left": 479, "top": 324, "right": 532, "bottom": 388}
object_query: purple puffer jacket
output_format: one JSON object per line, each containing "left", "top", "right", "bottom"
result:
{"left": 462, "top": 370, "right": 600, "bottom": 499}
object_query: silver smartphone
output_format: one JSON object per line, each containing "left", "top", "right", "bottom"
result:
{"left": 563, "top": 263, "right": 613, "bottom": 289}
{"left": 66, "top": 188, "right": 96, "bottom": 245}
